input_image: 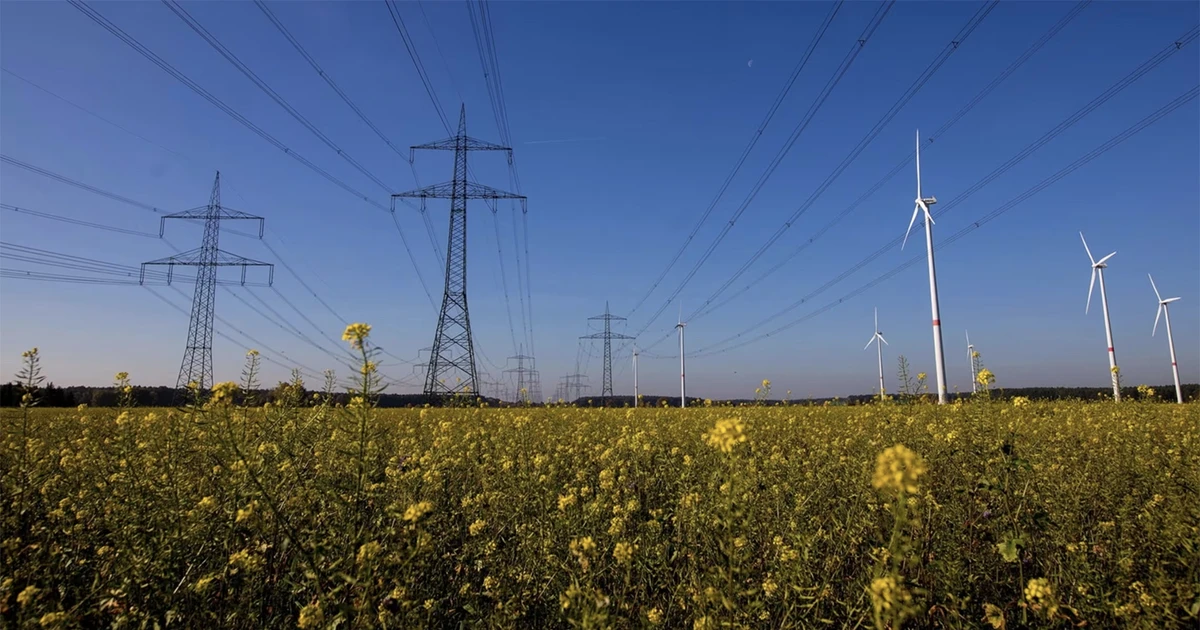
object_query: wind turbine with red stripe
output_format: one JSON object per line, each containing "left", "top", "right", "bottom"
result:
{"left": 1149, "top": 274, "right": 1183, "bottom": 404}
{"left": 903, "top": 130, "right": 948, "bottom": 404}
{"left": 1081, "top": 232, "right": 1120, "bottom": 401}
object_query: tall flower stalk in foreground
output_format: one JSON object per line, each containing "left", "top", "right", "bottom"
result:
{"left": 870, "top": 444, "right": 928, "bottom": 630}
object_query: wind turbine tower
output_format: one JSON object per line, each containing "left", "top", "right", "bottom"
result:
{"left": 676, "top": 315, "right": 687, "bottom": 408}
{"left": 966, "top": 331, "right": 978, "bottom": 394}
{"left": 1149, "top": 274, "right": 1183, "bottom": 404}
{"left": 1080, "top": 232, "right": 1121, "bottom": 401}
{"left": 903, "top": 130, "right": 948, "bottom": 404}
{"left": 864, "top": 307, "right": 889, "bottom": 398}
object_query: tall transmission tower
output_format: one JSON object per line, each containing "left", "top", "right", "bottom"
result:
{"left": 580, "top": 301, "right": 635, "bottom": 397}
{"left": 504, "top": 347, "right": 538, "bottom": 403}
{"left": 140, "top": 172, "right": 273, "bottom": 390}
{"left": 394, "top": 105, "right": 526, "bottom": 397}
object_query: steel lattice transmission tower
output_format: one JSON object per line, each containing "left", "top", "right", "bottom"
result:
{"left": 504, "top": 346, "right": 538, "bottom": 403}
{"left": 580, "top": 301, "right": 635, "bottom": 397}
{"left": 394, "top": 105, "right": 526, "bottom": 396}
{"left": 140, "top": 172, "right": 273, "bottom": 390}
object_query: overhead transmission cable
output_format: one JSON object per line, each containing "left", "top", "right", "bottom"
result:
{"left": 693, "top": 0, "right": 1092, "bottom": 321}
{"left": 682, "top": 1, "right": 1000, "bottom": 323}
{"left": 625, "top": 0, "right": 897, "bottom": 343}
{"left": 693, "top": 84, "right": 1199, "bottom": 357}
{"left": 623, "top": 0, "right": 845, "bottom": 319}
{"left": 66, "top": 0, "right": 438, "bottom": 308}
{"left": 466, "top": 0, "right": 536, "bottom": 357}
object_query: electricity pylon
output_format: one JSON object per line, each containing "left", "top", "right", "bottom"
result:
{"left": 394, "top": 105, "right": 526, "bottom": 397}
{"left": 140, "top": 172, "right": 272, "bottom": 391}
{"left": 561, "top": 373, "right": 590, "bottom": 402}
{"left": 580, "top": 301, "right": 634, "bottom": 397}
{"left": 504, "top": 347, "right": 538, "bottom": 403}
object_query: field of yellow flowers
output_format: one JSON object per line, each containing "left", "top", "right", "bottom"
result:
{"left": 4, "top": 395, "right": 1197, "bottom": 628}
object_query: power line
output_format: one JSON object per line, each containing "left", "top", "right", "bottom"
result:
{"left": 626, "top": 0, "right": 897, "bottom": 342}
{"left": 683, "top": 1, "right": 1000, "bottom": 322}
{"left": 1, "top": 203, "right": 159, "bottom": 238}
{"left": 66, "top": 0, "right": 438, "bottom": 304}
{"left": 694, "top": 0, "right": 1093, "bottom": 321}
{"left": 693, "top": 83, "right": 1199, "bottom": 358}
{"left": 640, "top": 21, "right": 1199, "bottom": 355}
{"left": 623, "top": 0, "right": 845, "bottom": 319}
{"left": 251, "top": 0, "right": 411, "bottom": 164}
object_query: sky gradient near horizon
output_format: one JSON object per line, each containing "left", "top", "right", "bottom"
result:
{"left": 1, "top": 0, "right": 1197, "bottom": 400}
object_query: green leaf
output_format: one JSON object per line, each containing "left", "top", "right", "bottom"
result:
{"left": 996, "top": 537, "right": 1023, "bottom": 563}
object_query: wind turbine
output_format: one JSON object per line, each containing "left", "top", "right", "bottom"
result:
{"left": 632, "top": 344, "right": 640, "bottom": 407}
{"left": 1149, "top": 274, "right": 1183, "bottom": 404}
{"left": 903, "top": 130, "right": 948, "bottom": 404}
{"left": 676, "top": 305, "right": 687, "bottom": 408}
{"left": 864, "top": 307, "right": 888, "bottom": 398}
{"left": 966, "top": 331, "right": 977, "bottom": 394}
{"left": 1081, "top": 232, "right": 1120, "bottom": 401}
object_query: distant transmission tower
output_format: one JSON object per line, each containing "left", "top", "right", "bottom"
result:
{"left": 580, "top": 301, "right": 634, "bottom": 397}
{"left": 561, "top": 373, "right": 590, "bottom": 402}
{"left": 140, "top": 172, "right": 273, "bottom": 391}
{"left": 394, "top": 105, "right": 526, "bottom": 396}
{"left": 505, "top": 346, "right": 538, "bottom": 403}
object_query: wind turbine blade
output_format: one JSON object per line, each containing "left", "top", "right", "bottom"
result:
{"left": 874, "top": 307, "right": 879, "bottom": 331}
{"left": 915, "top": 129, "right": 922, "bottom": 201}
{"left": 1086, "top": 268, "right": 1097, "bottom": 314}
{"left": 920, "top": 200, "right": 936, "bottom": 225}
{"left": 1148, "top": 274, "right": 1163, "bottom": 302}
{"left": 1163, "top": 297, "right": 1181, "bottom": 303}
{"left": 902, "top": 204, "right": 920, "bottom": 250}
{"left": 1079, "top": 232, "right": 1096, "bottom": 265}
{"left": 965, "top": 330, "right": 971, "bottom": 346}
{"left": 1096, "top": 251, "right": 1116, "bottom": 265}
{"left": 1154, "top": 304, "right": 1163, "bottom": 337}
{"left": 879, "top": 335, "right": 888, "bottom": 346}
{"left": 865, "top": 336, "right": 877, "bottom": 351}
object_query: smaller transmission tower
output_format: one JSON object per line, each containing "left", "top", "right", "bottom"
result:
{"left": 504, "top": 347, "right": 538, "bottom": 403}
{"left": 580, "top": 301, "right": 634, "bottom": 397}
{"left": 141, "top": 172, "right": 272, "bottom": 391}
{"left": 561, "top": 373, "right": 590, "bottom": 403}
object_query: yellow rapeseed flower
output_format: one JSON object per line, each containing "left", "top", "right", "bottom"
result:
{"left": 403, "top": 501, "right": 434, "bottom": 522}
{"left": 703, "top": 417, "right": 747, "bottom": 453}
{"left": 297, "top": 602, "right": 324, "bottom": 629}
{"left": 613, "top": 541, "right": 635, "bottom": 564}
{"left": 342, "top": 322, "right": 372, "bottom": 349}
{"left": 872, "top": 444, "right": 928, "bottom": 496}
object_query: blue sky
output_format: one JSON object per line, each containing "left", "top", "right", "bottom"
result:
{"left": 1, "top": 1, "right": 1196, "bottom": 399}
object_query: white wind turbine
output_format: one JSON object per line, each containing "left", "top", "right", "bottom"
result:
{"left": 966, "top": 330, "right": 977, "bottom": 394}
{"left": 676, "top": 309, "right": 687, "bottom": 409}
{"left": 1149, "top": 274, "right": 1183, "bottom": 404}
{"left": 903, "top": 130, "right": 948, "bottom": 404}
{"left": 864, "top": 307, "right": 888, "bottom": 398}
{"left": 1081, "top": 232, "right": 1120, "bottom": 401}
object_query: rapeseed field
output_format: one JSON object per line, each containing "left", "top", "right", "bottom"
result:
{"left": 2, "top": 331, "right": 1197, "bottom": 628}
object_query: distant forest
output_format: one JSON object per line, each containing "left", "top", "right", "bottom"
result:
{"left": 1, "top": 381, "right": 1195, "bottom": 408}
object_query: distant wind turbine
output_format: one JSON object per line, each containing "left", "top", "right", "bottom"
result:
{"left": 676, "top": 307, "right": 687, "bottom": 408}
{"left": 1080, "top": 232, "right": 1120, "bottom": 401}
{"left": 864, "top": 307, "right": 888, "bottom": 398}
{"left": 903, "top": 130, "right": 948, "bottom": 404}
{"left": 966, "top": 330, "right": 977, "bottom": 394}
{"left": 1149, "top": 274, "right": 1183, "bottom": 404}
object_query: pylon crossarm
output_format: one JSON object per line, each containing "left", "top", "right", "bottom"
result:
{"left": 161, "top": 207, "right": 266, "bottom": 237}
{"left": 392, "top": 181, "right": 526, "bottom": 204}
{"left": 411, "top": 135, "right": 512, "bottom": 155}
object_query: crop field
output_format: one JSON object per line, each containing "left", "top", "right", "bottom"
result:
{"left": 3, "top": 389, "right": 1197, "bottom": 629}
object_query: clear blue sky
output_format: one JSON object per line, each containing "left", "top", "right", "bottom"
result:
{"left": 1, "top": 1, "right": 1197, "bottom": 399}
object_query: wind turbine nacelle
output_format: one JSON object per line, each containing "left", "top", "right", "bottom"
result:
{"left": 921, "top": 196, "right": 938, "bottom": 205}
